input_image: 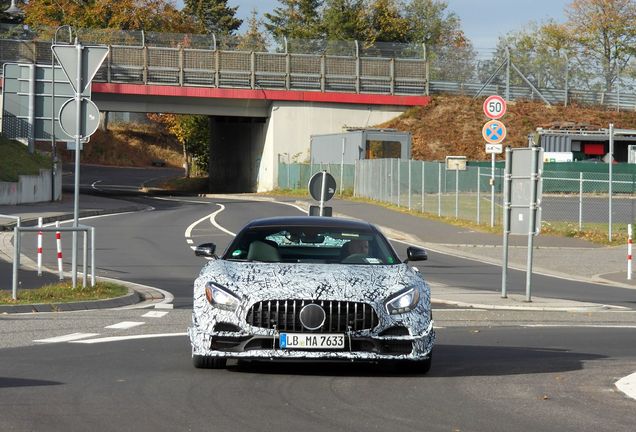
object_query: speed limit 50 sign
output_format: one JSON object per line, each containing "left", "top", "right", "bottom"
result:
{"left": 483, "top": 95, "right": 507, "bottom": 120}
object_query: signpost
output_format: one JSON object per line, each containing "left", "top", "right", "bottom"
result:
{"left": 308, "top": 171, "right": 336, "bottom": 216}
{"left": 482, "top": 96, "right": 508, "bottom": 228}
{"left": 52, "top": 41, "right": 109, "bottom": 289}
{"left": 501, "top": 146, "right": 544, "bottom": 302}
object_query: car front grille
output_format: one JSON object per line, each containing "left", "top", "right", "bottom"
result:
{"left": 246, "top": 300, "right": 379, "bottom": 332}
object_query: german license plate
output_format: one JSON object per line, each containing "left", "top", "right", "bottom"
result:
{"left": 280, "top": 333, "right": 345, "bottom": 349}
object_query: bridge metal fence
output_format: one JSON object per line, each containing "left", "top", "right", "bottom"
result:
{"left": 280, "top": 159, "right": 636, "bottom": 236}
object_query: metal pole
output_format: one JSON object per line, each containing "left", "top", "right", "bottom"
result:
{"left": 579, "top": 171, "right": 583, "bottom": 230}
{"left": 340, "top": 138, "right": 345, "bottom": 196}
{"left": 628, "top": 224, "right": 633, "bottom": 280}
{"left": 91, "top": 226, "right": 95, "bottom": 287}
{"left": 564, "top": 51, "right": 569, "bottom": 107}
{"left": 319, "top": 171, "right": 326, "bottom": 216}
{"left": 438, "top": 163, "right": 442, "bottom": 217}
{"left": 609, "top": 123, "right": 614, "bottom": 242}
{"left": 12, "top": 219, "right": 21, "bottom": 301}
{"left": 525, "top": 147, "right": 540, "bottom": 302}
{"left": 408, "top": 159, "right": 412, "bottom": 210}
{"left": 287, "top": 154, "right": 291, "bottom": 189}
{"left": 491, "top": 153, "right": 496, "bottom": 227}
{"left": 397, "top": 160, "right": 401, "bottom": 207}
{"left": 28, "top": 64, "right": 35, "bottom": 154}
{"left": 72, "top": 39, "right": 84, "bottom": 290}
{"left": 505, "top": 46, "right": 510, "bottom": 101}
{"left": 477, "top": 167, "right": 481, "bottom": 225}
{"left": 455, "top": 169, "right": 459, "bottom": 218}
{"left": 421, "top": 161, "right": 425, "bottom": 213}
{"left": 390, "top": 159, "right": 394, "bottom": 204}
{"left": 83, "top": 230, "right": 87, "bottom": 288}
{"left": 501, "top": 146, "right": 512, "bottom": 298}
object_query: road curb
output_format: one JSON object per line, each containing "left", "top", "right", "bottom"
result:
{"left": 0, "top": 288, "right": 140, "bottom": 314}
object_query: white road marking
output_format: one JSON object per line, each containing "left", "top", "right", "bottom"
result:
{"left": 71, "top": 332, "right": 187, "bottom": 344}
{"left": 142, "top": 311, "right": 169, "bottom": 318}
{"left": 105, "top": 321, "right": 145, "bottom": 329}
{"left": 615, "top": 372, "right": 636, "bottom": 400}
{"left": 152, "top": 196, "right": 212, "bottom": 205}
{"left": 522, "top": 324, "right": 636, "bottom": 329}
{"left": 155, "top": 303, "right": 174, "bottom": 310}
{"left": 209, "top": 205, "right": 235, "bottom": 236}
{"left": 91, "top": 180, "right": 103, "bottom": 191}
{"left": 34, "top": 333, "right": 100, "bottom": 343}
{"left": 186, "top": 239, "right": 194, "bottom": 244}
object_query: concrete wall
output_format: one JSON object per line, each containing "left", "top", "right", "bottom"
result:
{"left": 0, "top": 169, "right": 62, "bottom": 205}
{"left": 257, "top": 101, "right": 406, "bottom": 191}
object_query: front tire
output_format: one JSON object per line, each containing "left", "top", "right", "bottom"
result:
{"left": 193, "top": 354, "right": 227, "bottom": 369}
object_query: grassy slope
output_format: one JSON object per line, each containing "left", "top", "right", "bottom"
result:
{"left": 57, "top": 122, "right": 184, "bottom": 167}
{"left": 0, "top": 137, "right": 52, "bottom": 182}
{"left": 379, "top": 96, "right": 636, "bottom": 161}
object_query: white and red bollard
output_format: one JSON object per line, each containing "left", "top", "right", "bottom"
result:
{"left": 56, "top": 221, "right": 64, "bottom": 280}
{"left": 37, "top": 217, "right": 43, "bottom": 276}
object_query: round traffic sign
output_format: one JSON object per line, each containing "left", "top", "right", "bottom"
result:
{"left": 483, "top": 95, "right": 507, "bottom": 120}
{"left": 482, "top": 120, "right": 507, "bottom": 144}
{"left": 308, "top": 171, "right": 337, "bottom": 202}
{"left": 59, "top": 97, "right": 100, "bottom": 139}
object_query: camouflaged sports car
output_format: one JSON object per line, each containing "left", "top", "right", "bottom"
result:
{"left": 188, "top": 216, "right": 435, "bottom": 372}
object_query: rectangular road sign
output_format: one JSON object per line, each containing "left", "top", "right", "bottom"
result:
{"left": 2, "top": 63, "right": 90, "bottom": 142}
{"left": 485, "top": 143, "right": 503, "bottom": 154}
{"left": 508, "top": 148, "right": 543, "bottom": 235}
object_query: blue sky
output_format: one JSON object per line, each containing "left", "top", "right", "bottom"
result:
{"left": 222, "top": 0, "right": 571, "bottom": 50}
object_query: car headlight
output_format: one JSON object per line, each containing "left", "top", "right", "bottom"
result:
{"left": 385, "top": 286, "right": 420, "bottom": 315}
{"left": 204, "top": 282, "right": 240, "bottom": 311}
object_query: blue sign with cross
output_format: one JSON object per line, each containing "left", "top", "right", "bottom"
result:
{"left": 482, "top": 120, "right": 507, "bottom": 144}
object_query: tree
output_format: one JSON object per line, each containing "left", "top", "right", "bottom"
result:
{"left": 404, "top": 0, "right": 461, "bottom": 46}
{"left": 238, "top": 9, "right": 268, "bottom": 51}
{"left": 364, "top": 0, "right": 409, "bottom": 44}
{"left": 321, "top": 0, "right": 367, "bottom": 41}
{"left": 183, "top": 0, "right": 242, "bottom": 36}
{"left": 264, "top": 0, "right": 324, "bottom": 42}
{"left": 148, "top": 113, "right": 209, "bottom": 178}
{"left": 23, "top": 0, "right": 196, "bottom": 33}
{"left": 565, "top": 0, "right": 636, "bottom": 91}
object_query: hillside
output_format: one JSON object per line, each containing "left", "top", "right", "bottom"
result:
{"left": 57, "top": 122, "right": 183, "bottom": 167}
{"left": 379, "top": 96, "right": 636, "bottom": 161}
{"left": 0, "top": 137, "right": 51, "bottom": 182}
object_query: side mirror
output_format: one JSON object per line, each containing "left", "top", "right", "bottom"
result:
{"left": 195, "top": 243, "right": 216, "bottom": 258}
{"left": 406, "top": 246, "right": 428, "bottom": 262}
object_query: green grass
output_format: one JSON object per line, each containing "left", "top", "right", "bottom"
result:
{"left": 268, "top": 188, "right": 630, "bottom": 246}
{"left": 145, "top": 176, "right": 209, "bottom": 193}
{"left": 0, "top": 281, "right": 128, "bottom": 305}
{"left": 0, "top": 137, "right": 52, "bottom": 182}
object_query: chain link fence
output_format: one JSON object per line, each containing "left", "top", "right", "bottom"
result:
{"left": 279, "top": 159, "right": 636, "bottom": 237}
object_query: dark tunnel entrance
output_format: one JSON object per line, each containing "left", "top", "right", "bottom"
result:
{"left": 208, "top": 116, "right": 267, "bottom": 193}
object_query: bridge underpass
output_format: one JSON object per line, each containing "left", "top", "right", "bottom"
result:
{"left": 92, "top": 85, "right": 416, "bottom": 192}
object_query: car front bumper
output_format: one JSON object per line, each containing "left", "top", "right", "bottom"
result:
{"left": 188, "top": 323, "right": 435, "bottom": 362}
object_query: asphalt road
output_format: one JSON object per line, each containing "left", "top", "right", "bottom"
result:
{"left": 1, "top": 167, "right": 635, "bottom": 431}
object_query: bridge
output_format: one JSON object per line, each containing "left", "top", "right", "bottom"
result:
{"left": 0, "top": 35, "right": 429, "bottom": 192}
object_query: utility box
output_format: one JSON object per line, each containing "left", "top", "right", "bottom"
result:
{"left": 310, "top": 129, "right": 411, "bottom": 164}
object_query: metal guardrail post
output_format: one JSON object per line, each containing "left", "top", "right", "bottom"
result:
{"left": 142, "top": 45, "right": 148, "bottom": 84}
{"left": 214, "top": 49, "right": 219, "bottom": 87}
{"left": 285, "top": 52, "right": 290, "bottom": 90}
{"left": 355, "top": 40, "right": 360, "bottom": 94}
{"left": 178, "top": 45, "right": 184, "bottom": 86}
{"left": 107, "top": 46, "right": 112, "bottom": 82}
{"left": 320, "top": 55, "right": 325, "bottom": 92}
{"left": 423, "top": 43, "right": 429, "bottom": 96}
{"left": 250, "top": 51, "right": 255, "bottom": 89}
{"left": 390, "top": 58, "right": 395, "bottom": 95}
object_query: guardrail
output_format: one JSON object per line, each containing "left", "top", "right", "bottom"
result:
{"left": 0, "top": 39, "right": 427, "bottom": 96}
{"left": 2, "top": 37, "right": 635, "bottom": 108}
{"left": 0, "top": 219, "right": 96, "bottom": 300}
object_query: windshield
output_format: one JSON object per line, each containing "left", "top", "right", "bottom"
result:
{"left": 223, "top": 225, "right": 400, "bottom": 265}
